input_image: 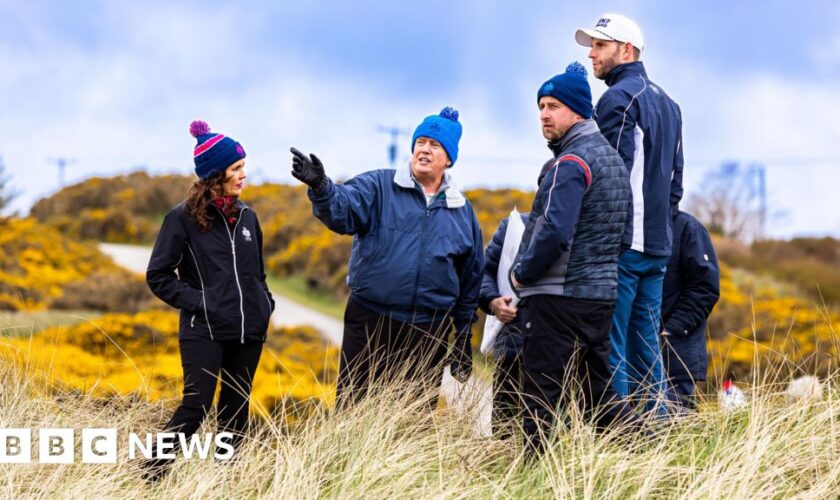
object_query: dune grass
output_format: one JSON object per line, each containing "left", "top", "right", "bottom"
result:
{"left": 1, "top": 342, "right": 839, "bottom": 499}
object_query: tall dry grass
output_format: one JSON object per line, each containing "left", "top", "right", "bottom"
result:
{"left": 1, "top": 337, "right": 840, "bottom": 499}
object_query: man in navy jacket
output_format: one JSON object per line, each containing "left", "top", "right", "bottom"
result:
{"left": 290, "top": 107, "right": 483, "bottom": 408}
{"left": 577, "top": 13, "right": 684, "bottom": 411}
{"left": 661, "top": 210, "right": 720, "bottom": 409}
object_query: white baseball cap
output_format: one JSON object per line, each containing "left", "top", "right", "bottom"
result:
{"left": 575, "top": 13, "right": 645, "bottom": 52}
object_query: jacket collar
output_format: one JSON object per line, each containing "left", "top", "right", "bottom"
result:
{"left": 393, "top": 163, "right": 466, "bottom": 208}
{"left": 605, "top": 61, "right": 647, "bottom": 87}
{"left": 209, "top": 197, "right": 249, "bottom": 210}
{"left": 547, "top": 119, "right": 601, "bottom": 157}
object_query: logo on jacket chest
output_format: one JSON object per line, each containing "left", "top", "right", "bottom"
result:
{"left": 241, "top": 227, "right": 252, "bottom": 242}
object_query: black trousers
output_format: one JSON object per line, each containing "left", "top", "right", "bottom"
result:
{"left": 667, "top": 379, "right": 697, "bottom": 411}
{"left": 337, "top": 297, "right": 449, "bottom": 409}
{"left": 521, "top": 295, "right": 643, "bottom": 455}
{"left": 160, "top": 336, "right": 263, "bottom": 456}
{"left": 492, "top": 353, "right": 523, "bottom": 438}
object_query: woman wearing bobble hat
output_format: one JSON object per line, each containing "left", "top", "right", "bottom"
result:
{"left": 290, "top": 107, "right": 484, "bottom": 409}
{"left": 142, "top": 120, "right": 274, "bottom": 479}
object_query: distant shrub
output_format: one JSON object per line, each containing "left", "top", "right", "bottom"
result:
{"left": 724, "top": 237, "right": 840, "bottom": 306}
{"left": 0, "top": 217, "right": 121, "bottom": 310}
{"left": 31, "top": 171, "right": 192, "bottom": 244}
{"left": 707, "top": 263, "right": 840, "bottom": 380}
{"left": 48, "top": 270, "right": 155, "bottom": 313}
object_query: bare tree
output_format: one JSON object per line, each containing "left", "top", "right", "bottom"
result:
{"left": 0, "top": 156, "right": 20, "bottom": 215}
{"left": 685, "top": 162, "right": 775, "bottom": 242}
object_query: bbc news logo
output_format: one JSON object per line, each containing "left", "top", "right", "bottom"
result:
{"left": 0, "top": 429, "right": 234, "bottom": 463}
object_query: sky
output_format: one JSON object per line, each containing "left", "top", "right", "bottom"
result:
{"left": 2, "top": 0, "right": 840, "bottom": 238}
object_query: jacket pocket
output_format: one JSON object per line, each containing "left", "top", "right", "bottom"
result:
{"left": 247, "top": 278, "right": 272, "bottom": 334}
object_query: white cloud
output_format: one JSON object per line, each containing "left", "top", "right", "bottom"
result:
{"left": 2, "top": 3, "right": 839, "bottom": 239}
{"left": 666, "top": 61, "right": 840, "bottom": 238}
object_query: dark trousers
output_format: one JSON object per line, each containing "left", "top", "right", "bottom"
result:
{"left": 666, "top": 379, "right": 697, "bottom": 411}
{"left": 521, "top": 295, "right": 644, "bottom": 455}
{"left": 337, "top": 297, "right": 449, "bottom": 409}
{"left": 492, "top": 353, "right": 523, "bottom": 438}
{"left": 160, "top": 336, "right": 263, "bottom": 456}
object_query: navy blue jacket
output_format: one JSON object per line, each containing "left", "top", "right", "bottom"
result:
{"left": 512, "top": 120, "right": 631, "bottom": 301}
{"left": 147, "top": 201, "right": 274, "bottom": 343}
{"left": 308, "top": 166, "right": 483, "bottom": 332}
{"left": 595, "top": 61, "right": 684, "bottom": 257}
{"left": 661, "top": 210, "right": 720, "bottom": 381}
{"left": 479, "top": 215, "right": 528, "bottom": 359}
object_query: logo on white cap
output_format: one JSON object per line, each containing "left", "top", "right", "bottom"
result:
{"left": 576, "top": 13, "right": 645, "bottom": 52}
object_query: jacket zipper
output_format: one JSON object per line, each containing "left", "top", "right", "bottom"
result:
{"left": 410, "top": 190, "right": 432, "bottom": 311}
{"left": 186, "top": 244, "right": 213, "bottom": 340}
{"left": 215, "top": 206, "right": 248, "bottom": 344}
{"left": 262, "top": 288, "right": 272, "bottom": 313}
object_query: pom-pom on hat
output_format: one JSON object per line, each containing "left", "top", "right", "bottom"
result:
{"left": 537, "top": 62, "right": 593, "bottom": 119}
{"left": 190, "top": 120, "right": 246, "bottom": 180}
{"left": 411, "top": 106, "right": 462, "bottom": 167}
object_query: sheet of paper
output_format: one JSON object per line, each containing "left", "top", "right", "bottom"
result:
{"left": 480, "top": 208, "right": 524, "bottom": 354}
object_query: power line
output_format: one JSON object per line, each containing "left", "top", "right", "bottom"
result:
{"left": 458, "top": 155, "right": 840, "bottom": 168}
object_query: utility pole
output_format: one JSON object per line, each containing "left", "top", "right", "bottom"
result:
{"left": 749, "top": 163, "right": 767, "bottom": 239}
{"left": 376, "top": 126, "right": 411, "bottom": 168}
{"left": 47, "top": 157, "right": 77, "bottom": 189}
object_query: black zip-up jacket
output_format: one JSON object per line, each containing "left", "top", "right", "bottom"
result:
{"left": 146, "top": 201, "right": 275, "bottom": 343}
{"left": 661, "top": 210, "right": 720, "bottom": 381}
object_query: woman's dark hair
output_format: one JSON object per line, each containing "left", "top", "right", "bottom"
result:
{"left": 184, "top": 171, "right": 227, "bottom": 232}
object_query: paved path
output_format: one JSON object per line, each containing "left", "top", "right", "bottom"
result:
{"left": 99, "top": 242, "right": 492, "bottom": 436}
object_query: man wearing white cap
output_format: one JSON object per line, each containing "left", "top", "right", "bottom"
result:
{"left": 576, "top": 14, "right": 684, "bottom": 413}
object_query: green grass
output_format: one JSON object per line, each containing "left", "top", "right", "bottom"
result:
{"left": 266, "top": 274, "right": 346, "bottom": 320}
{"left": 0, "top": 310, "right": 102, "bottom": 337}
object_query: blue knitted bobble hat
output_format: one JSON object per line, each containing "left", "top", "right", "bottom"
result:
{"left": 190, "top": 120, "right": 246, "bottom": 180}
{"left": 411, "top": 106, "right": 463, "bottom": 167}
{"left": 537, "top": 62, "right": 593, "bottom": 119}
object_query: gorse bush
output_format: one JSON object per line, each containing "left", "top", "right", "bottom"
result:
{"left": 0, "top": 218, "right": 135, "bottom": 311}
{"left": 48, "top": 270, "right": 155, "bottom": 313}
{"left": 707, "top": 263, "right": 840, "bottom": 381}
{"left": 31, "top": 171, "right": 193, "bottom": 243}
{"left": 724, "top": 236, "right": 840, "bottom": 306}
{"left": 0, "top": 311, "right": 338, "bottom": 421}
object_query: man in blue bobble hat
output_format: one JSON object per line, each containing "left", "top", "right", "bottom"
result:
{"left": 290, "top": 108, "right": 484, "bottom": 409}
{"left": 510, "top": 63, "right": 644, "bottom": 455}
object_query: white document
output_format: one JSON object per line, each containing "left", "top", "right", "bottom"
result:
{"left": 480, "top": 208, "right": 525, "bottom": 354}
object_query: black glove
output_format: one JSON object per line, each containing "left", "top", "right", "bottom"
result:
{"left": 449, "top": 323, "right": 473, "bottom": 383}
{"left": 290, "top": 147, "right": 329, "bottom": 193}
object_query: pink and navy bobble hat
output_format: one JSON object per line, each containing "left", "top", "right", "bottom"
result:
{"left": 189, "top": 120, "right": 246, "bottom": 180}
